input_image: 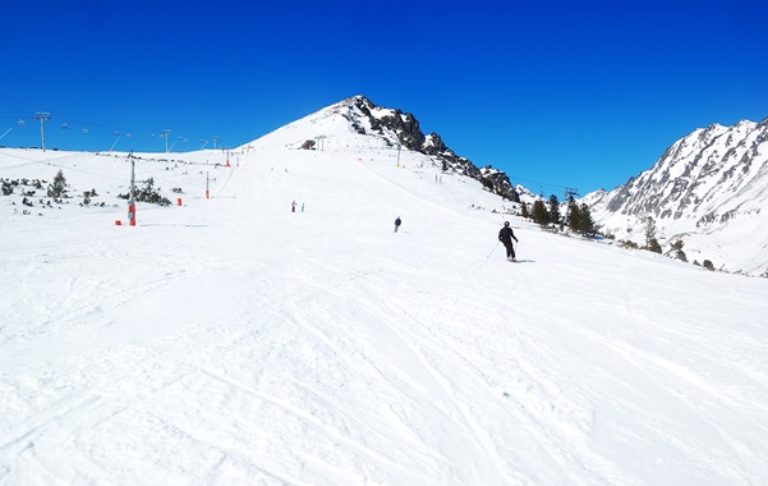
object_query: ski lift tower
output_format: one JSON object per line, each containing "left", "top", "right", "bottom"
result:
{"left": 315, "top": 135, "right": 327, "bottom": 152}
{"left": 34, "top": 112, "right": 51, "bottom": 151}
{"left": 160, "top": 129, "right": 172, "bottom": 153}
{"left": 564, "top": 187, "right": 579, "bottom": 202}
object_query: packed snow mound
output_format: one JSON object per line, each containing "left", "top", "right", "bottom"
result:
{"left": 584, "top": 118, "right": 768, "bottom": 276}
{"left": 2, "top": 108, "right": 768, "bottom": 485}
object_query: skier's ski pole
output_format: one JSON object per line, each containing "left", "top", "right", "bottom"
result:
{"left": 486, "top": 241, "right": 500, "bottom": 259}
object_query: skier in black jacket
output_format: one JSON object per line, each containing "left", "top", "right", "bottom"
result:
{"left": 498, "top": 221, "right": 519, "bottom": 261}
{"left": 394, "top": 217, "right": 402, "bottom": 233}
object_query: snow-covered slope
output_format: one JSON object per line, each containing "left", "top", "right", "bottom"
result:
{"left": 2, "top": 102, "right": 768, "bottom": 485}
{"left": 243, "top": 95, "right": 523, "bottom": 203}
{"left": 584, "top": 119, "right": 768, "bottom": 276}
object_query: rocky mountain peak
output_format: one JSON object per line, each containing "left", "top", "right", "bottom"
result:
{"left": 340, "top": 96, "right": 520, "bottom": 202}
{"left": 584, "top": 117, "right": 768, "bottom": 276}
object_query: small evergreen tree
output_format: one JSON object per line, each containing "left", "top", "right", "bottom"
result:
{"left": 531, "top": 199, "right": 550, "bottom": 225}
{"left": 645, "top": 217, "right": 662, "bottom": 253}
{"left": 47, "top": 170, "right": 67, "bottom": 199}
{"left": 548, "top": 194, "right": 561, "bottom": 225}
{"left": 1, "top": 179, "right": 13, "bottom": 196}
{"left": 671, "top": 240, "right": 687, "bottom": 262}
{"left": 645, "top": 217, "right": 657, "bottom": 246}
{"left": 703, "top": 259, "right": 715, "bottom": 271}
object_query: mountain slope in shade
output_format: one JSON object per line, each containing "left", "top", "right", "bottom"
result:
{"left": 585, "top": 118, "right": 768, "bottom": 276}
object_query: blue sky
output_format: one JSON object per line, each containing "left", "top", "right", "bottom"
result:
{"left": 1, "top": 0, "right": 766, "bottom": 194}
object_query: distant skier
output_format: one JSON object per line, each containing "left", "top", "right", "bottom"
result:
{"left": 498, "top": 221, "right": 519, "bottom": 261}
{"left": 394, "top": 217, "right": 402, "bottom": 233}
{"left": 291, "top": 200, "right": 297, "bottom": 213}
{"left": 301, "top": 202, "right": 305, "bottom": 213}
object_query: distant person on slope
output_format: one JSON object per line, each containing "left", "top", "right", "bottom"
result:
{"left": 291, "top": 200, "right": 297, "bottom": 213}
{"left": 498, "top": 221, "right": 519, "bottom": 261}
{"left": 394, "top": 217, "right": 402, "bottom": 233}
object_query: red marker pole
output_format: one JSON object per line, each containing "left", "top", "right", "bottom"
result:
{"left": 128, "top": 201, "right": 136, "bottom": 226}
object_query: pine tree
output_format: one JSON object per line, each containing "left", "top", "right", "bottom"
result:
{"left": 579, "top": 203, "right": 595, "bottom": 235}
{"left": 567, "top": 197, "right": 580, "bottom": 232}
{"left": 644, "top": 217, "right": 656, "bottom": 246}
{"left": 520, "top": 202, "right": 529, "bottom": 219}
{"left": 548, "top": 195, "right": 561, "bottom": 225}
{"left": 645, "top": 217, "right": 662, "bottom": 253}
{"left": 531, "top": 199, "right": 550, "bottom": 225}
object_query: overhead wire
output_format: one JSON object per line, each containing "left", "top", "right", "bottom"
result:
{"left": 0, "top": 90, "right": 217, "bottom": 152}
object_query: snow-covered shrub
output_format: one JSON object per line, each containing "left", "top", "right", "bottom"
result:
{"left": 118, "top": 177, "right": 171, "bottom": 206}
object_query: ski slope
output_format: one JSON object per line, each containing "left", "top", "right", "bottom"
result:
{"left": 2, "top": 105, "right": 768, "bottom": 485}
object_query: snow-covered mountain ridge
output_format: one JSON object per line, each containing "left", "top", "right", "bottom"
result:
{"left": 584, "top": 118, "right": 768, "bottom": 276}
{"left": 244, "top": 95, "right": 523, "bottom": 202}
{"left": 2, "top": 99, "right": 768, "bottom": 484}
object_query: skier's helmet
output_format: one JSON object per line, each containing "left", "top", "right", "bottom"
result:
{"left": 504, "top": 221, "right": 510, "bottom": 227}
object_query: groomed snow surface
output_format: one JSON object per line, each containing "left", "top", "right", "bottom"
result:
{"left": 2, "top": 121, "right": 768, "bottom": 485}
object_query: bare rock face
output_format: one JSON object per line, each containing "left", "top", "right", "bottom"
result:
{"left": 594, "top": 121, "right": 768, "bottom": 222}
{"left": 300, "top": 140, "right": 316, "bottom": 150}
{"left": 582, "top": 117, "right": 768, "bottom": 276}
{"left": 343, "top": 96, "right": 520, "bottom": 202}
